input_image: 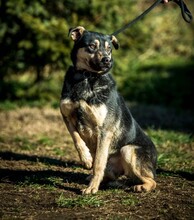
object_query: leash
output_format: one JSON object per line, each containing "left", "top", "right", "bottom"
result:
{"left": 176, "top": 0, "right": 193, "bottom": 23}
{"left": 111, "top": 0, "right": 193, "bottom": 36}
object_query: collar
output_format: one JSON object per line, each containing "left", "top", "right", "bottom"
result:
{"left": 72, "top": 67, "right": 106, "bottom": 81}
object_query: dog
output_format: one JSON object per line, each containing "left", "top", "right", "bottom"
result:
{"left": 60, "top": 26, "right": 157, "bottom": 194}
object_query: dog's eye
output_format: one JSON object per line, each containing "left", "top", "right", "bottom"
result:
{"left": 106, "top": 45, "right": 112, "bottom": 53}
{"left": 89, "top": 44, "right": 97, "bottom": 50}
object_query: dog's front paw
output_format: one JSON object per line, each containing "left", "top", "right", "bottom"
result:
{"left": 82, "top": 157, "right": 93, "bottom": 169}
{"left": 82, "top": 186, "right": 98, "bottom": 195}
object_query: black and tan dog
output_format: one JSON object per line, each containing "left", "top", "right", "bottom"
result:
{"left": 60, "top": 26, "right": 157, "bottom": 194}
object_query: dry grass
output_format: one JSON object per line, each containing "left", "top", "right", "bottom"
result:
{"left": 0, "top": 107, "right": 77, "bottom": 161}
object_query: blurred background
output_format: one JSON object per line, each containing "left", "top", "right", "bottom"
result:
{"left": 0, "top": 0, "right": 194, "bottom": 111}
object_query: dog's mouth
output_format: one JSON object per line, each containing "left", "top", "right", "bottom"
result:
{"left": 98, "top": 63, "right": 112, "bottom": 72}
{"left": 89, "top": 57, "right": 112, "bottom": 74}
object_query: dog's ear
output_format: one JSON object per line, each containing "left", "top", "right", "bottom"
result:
{"left": 111, "top": 35, "right": 119, "bottom": 50}
{"left": 69, "top": 26, "right": 85, "bottom": 41}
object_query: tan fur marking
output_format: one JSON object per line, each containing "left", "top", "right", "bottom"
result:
{"left": 76, "top": 102, "right": 108, "bottom": 151}
{"left": 64, "top": 117, "right": 93, "bottom": 169}
{"left": 60, "top": 99, "right": 93, "bottom": 169}
{"left": 111, "top": 35, "right": 119, "bottom": 49}
{"left": 120, "top": 146, "right": 137, "bottom": 177}
{"left": 93, "top": 39, "right": 100, "bottom": 49}
{"left": 120, "top": 145, "right": 156, "bottom": 192}
{"left": 76, "top": 48, "right": 95, "bottom": 72}
{"left": 105, "top": 41, "right": 111, "bottom": 53}
{"left": 70, "top": 26, "right": 85, "bottom": 41}
{"left": 79, "top": 100, "right": 107, "bottom": 127}
{"left": 60, "top": 99, "right": 79, "bottom": 117}
{"left": 80, "top": 100, "right": 108, "bottom": 126}
{"left": 90, "top": 104, "right": 108, "bottom": 126}
{"left": 133, "top": 177, "right": 156, "bottom": 192}
{"left": 97, "top": 51, "right": 103, "bottom": 60}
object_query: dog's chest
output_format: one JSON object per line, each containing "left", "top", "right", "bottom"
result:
{"left": 60, "top": 99, "right": 108, "bottom": 145}
{"left": 61, "top": 70, "right": 114, "bottom": 105}
{"left": 61, "top": 71, "right": 113, "bottom": 147}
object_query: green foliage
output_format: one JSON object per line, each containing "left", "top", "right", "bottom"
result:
{"left": 0, "top": 0, "right": 194, "bottom": 109}
{"left": 0, "top": 0, "right": 70, "bottom": 80}
{"left": 120, "top": 59, "right": 194, "bottom": 110}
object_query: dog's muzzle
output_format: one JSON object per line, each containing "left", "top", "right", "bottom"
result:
{"left": 99, "top": 56, "right": 112, "bottom": 72}
{"left": 101, "top": 57, "right": 111, "bottom": 65}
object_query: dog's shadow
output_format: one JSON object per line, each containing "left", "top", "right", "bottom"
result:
{"left": 0, "top": 151, "right": 88, "bottom": 194}
{"left": 0, "top": 151, "right": 193, "bottom": 195}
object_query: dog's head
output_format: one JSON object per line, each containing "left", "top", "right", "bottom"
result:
{"left": 69, "top": 26, "right": 119, "bottom": 74}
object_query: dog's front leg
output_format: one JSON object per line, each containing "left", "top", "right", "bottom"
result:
{"left": 64, "top": 118, "right": 93, "bottom": 169}
{"left": 61, "top": 99, "right": 93, "bottom": 169}
{"left": 82, "top": 130, "right": 112, "bottom": 194}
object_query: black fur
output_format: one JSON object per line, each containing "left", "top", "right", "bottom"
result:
{"left": 60, "top": 27, "right": 157, "bottom": 193}
{"left": 61, "top": 65, "right": 157, "bottom": 174}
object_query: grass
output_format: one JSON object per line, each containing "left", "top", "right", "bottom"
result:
{"left": 13, "top": 136, "right": 38, "bottom": 151}
{"left": 17, "top": 175, "right": 64, "bottom": 191}
{"left": 0, "top": 135, "right": 56, "bottom": 152}
{"left": 147, "top": 129, "right": 194, "bottom": 172}
{"left": 37, "top": 136, "right": 55, "bottom": 146}
{"left": 3, "top": 129, "right": 192, "bottom": 173}
{"left": 56, "top": 190, "right": 139, "bottom": 208}
{"left": 56, "top": 194, "right": 104, "bottom": 208}
{"left": 121, "top": 195, "right": 139, "bottom": 206}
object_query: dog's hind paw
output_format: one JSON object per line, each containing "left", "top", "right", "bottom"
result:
{"left": 133, "top": 181, "right": 156, "bottom": 192}
{"left": 133, "top": 184, "right": 148, "bottom": 192}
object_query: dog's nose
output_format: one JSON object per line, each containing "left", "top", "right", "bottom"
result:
{"left": 101, "top": 57, "right": 111, "bottom": 64}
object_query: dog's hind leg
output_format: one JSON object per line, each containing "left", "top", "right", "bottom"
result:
{"left": 120, "top": 145, "right": 156, "bottom": 192}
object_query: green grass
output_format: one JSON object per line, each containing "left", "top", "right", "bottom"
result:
{"left": 13, "top": 136, "right": 38, "bottom": 151}
{"left": 56, "top": 194, "right": 104, "bottom": 208}
{"left": 17, "top": 176, "right": 64, "bottom": 191}
{"left": 0, "top": 100, "right": 19, "bottom": 111}
{"left": 13, "top": 136, "right": 55, "bottom": 151}
{"left": 147, "top": 129, "right": 194, "bottom": 172}
{"left": 55, "top": 190, "right": 139, "bottom": 209}
{"left": 53, "top": 147, "right": 66, "bottom": 156}
{"left": 121, "top": 195, "right": 139, "bottom": 206}
{"left": 37, "top": 136, "right": 55, "bottom": 146}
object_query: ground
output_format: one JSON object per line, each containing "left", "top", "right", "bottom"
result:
{"left": 0, "top": 106, "right": 193, "bottom": 219}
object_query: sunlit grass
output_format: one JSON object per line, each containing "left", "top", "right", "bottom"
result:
{"left": 56, "top": 194, "right": 104, "bottom": 208}
{"left": 121, "top": 195, "right": 139, "bottom": 206}
{"left": 147, "top": 129, "right": 194, "bottom": 172}
{"left": 13, "top": 136, "right": 38, "bottom": 151}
